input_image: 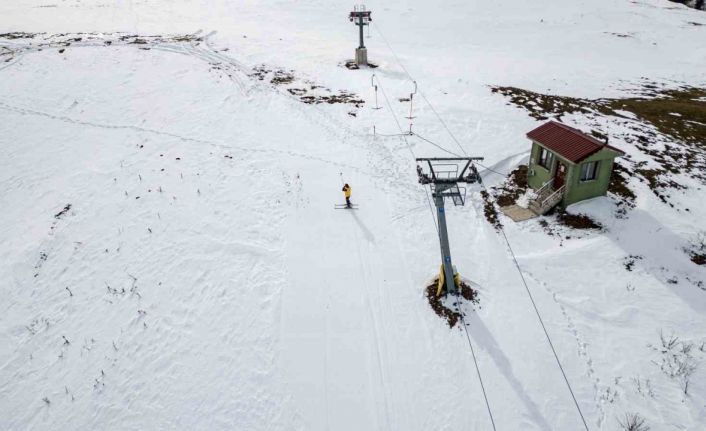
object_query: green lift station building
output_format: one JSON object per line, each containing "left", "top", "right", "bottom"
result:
{"left": 526, "top": 121, "right": 624, "bottom": 215}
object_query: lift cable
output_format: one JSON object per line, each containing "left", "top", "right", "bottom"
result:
{"left": 375, "top": 75, "right": 440, "bottom": 234}
{"left": 375, "top": 70, "right": 498, "bottom": 431}
{"left": 412, "top": 132, "right": 464, "bottom": 158}
{"left": 372, "top": 21, "right": 591, "bottom": 431}
{"left": 475, "top": 162, "right": 509, "bottom": 177}
{"left": 372, "top": 22, "right": 470, "bottom": 158}
{"left": 399, "top": 115, "right": 593, "bottom": 431}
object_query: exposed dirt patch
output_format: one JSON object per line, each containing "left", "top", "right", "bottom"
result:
{"left": 170, "top": 34, "right": 204, "bottom": 43}
{"left": 495, "top": 165, "right": 528, "bottom": 207}
{"left": 536, "top": 211, "right": 601, "bottom": 240}
{"left": 270, "top": 70, "right": 295, "bottom": 85}
{"left": 480, "top": 190, "right": 502, "bottom": 230}
{"left": 0, "top": 32, "right": 38, "bottom": 39}
{"left": 251, "top": 65, "right": 364, "bottom": 108}
{"left": 557, "top": 210, "right": 602, "bottom": 230}
{"left": 344, "top": 60, "right": 378, "bottom": 70}
{"left": 608, "top": 164, "right": 637, "bottom": 202}
{"left": 425, "top": 279, "right": 479, "bottom": 328}
{"left": 686, "top": 233, "right": 706, "bottom": 266}
{"left": 300, "top": 92, "right": 364, "bottom": 107}
{"left": 286, "top": 88, "right": 307, "bottom": 96}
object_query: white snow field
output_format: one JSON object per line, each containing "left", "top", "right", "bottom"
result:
{"left": 1, "top": 0, "right": 706, "bottom": 430}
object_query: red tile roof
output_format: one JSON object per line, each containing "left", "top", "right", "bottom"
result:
{"left": 527, "top": 121, "right": 624, "bottom": 163}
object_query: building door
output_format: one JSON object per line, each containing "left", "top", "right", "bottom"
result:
{"left": 554, "top": 162, "right": 566, "bottom": 188}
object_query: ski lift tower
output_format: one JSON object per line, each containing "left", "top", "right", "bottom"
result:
{"left": 349, "top": 5, "right": 372, "bottom": 65}
{"left": 416, "top": 157, "right": 484, "bottom": 295}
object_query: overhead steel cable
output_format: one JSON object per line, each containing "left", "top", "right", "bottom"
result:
{"left": 372, "top": 22, "right": 470, "bottom": 158}
{"left": 476, "top": 162, "right": 509, "bottom": 177}
{"left": 412, "top": 132, "right": 464, "bottom": 158}
{"left": 375, "top": 67, "right": 498, "bottom": 431}
{"left": 372, "top": 21, "right": 591, "bottom": 431}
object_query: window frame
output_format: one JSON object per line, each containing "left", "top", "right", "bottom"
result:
{"left": 580, "top": 160, "right": 599, "bottom": 182}
{"left": 537, "top": 147, "right": 555, "bottom": 170}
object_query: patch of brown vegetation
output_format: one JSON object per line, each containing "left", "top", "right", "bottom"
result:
{"left": 613, "top": 87, "right": 706, "bottom": 150}
{"left": 425, "top": 279, "right": 479, "bottom": 328}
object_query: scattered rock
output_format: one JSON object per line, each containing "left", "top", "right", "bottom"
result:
{"left": 54, "top": 204, "right": 72, "bottom": 219}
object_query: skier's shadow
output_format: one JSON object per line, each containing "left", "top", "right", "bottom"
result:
{"left": 350, "top": 211, "right": 376, "bottom": 244}
{"left": 464, "top": 311, "right": 553, "bottom": 431}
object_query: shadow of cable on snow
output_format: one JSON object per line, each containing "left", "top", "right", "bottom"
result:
{"left": 464, "top": 311, "right": 553, "bottom": 431}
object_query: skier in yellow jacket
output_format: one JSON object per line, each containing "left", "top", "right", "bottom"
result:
{"left": 342, "top": 183, "right": 352, "bottom": 208}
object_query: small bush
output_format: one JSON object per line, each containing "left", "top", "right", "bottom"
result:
{"left": 618, "top": 413, "right": 649, "bottom": 431}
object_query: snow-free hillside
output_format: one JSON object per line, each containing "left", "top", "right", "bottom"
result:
{"left": 1, "top": 1, "right": 706, "bottom": 430}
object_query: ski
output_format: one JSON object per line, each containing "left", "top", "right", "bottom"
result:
{"left": 334, "top": 204, "right": 359, "bottom": 209}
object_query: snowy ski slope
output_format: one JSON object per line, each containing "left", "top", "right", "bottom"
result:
{"left": 1, "top": 0, "right": 706, "bottom": 430}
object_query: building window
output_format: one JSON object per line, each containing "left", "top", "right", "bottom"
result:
{"left": 538, "top": 147, "right": 554, "bottom": 170}
{"left": 580, "top": 161, "right": 599, "bottom": 181}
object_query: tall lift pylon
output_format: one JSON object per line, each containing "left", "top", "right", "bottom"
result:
{"left": 416, "top": 157, "right": 484, "bottom": 295}
{"left": 349, "top": 5, "right": 372, "bottom": 65}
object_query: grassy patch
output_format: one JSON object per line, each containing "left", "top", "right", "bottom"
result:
{"left": 557, "top": 210, "right": 602, "bottom": 230}
{"left": 612, "top": 87, "right": 706, "bottom": 149}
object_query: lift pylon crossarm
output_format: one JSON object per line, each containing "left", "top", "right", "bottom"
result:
{"left": 415, "top": 157, "right": 484, "bottom": 185}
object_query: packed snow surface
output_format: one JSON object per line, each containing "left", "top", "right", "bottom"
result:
{"left": 1, "top": 1, "right": 705, "bottom": 430}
